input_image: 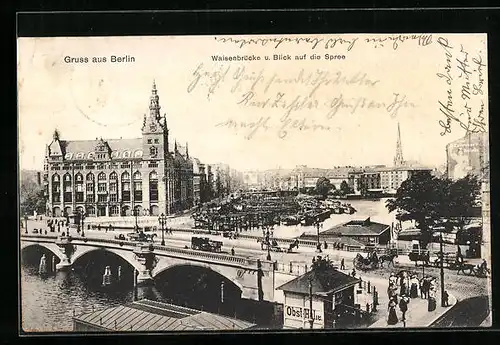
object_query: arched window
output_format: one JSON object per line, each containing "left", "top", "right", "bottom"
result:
{"left": 86, "top": 172, "right": 94, "bottom": 181}
{"left": 52, "top": 174, "right": 60, "bottom": 182}
{"left": 110, "top": 172, "right": 118, "bottom": 180}
{"left": 64, "top": 173, "right": 71, "bottom": 182}
{"left": 149, "top": 171, "right": 158, "bottom": 202}
{"left": 76, "top": 152, "right": 84, "bottom": 159}
{"left": 121, "top": 171, "right": 130, "bottom": 180}
{"left": 123, "top": 150, "right": 131, "bottom": 158}
{"left": 134, "top": 150, "right": 143, "bottom": 158}
{"left": 98, "top": 172, "right": 106, "bottom": 181}
{"left": 75, "top": 173, "right": 83, "bottom": 182}
{"left": 133, "top": 171, "right": 142, "bottom": 180}
{"left": 88, "top": 152, "right": 95, "bottom": 159}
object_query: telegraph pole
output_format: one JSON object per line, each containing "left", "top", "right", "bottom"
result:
{"left": 308, "top": 277, "right": 314, "bottom": 329}
{"left": 440, "top": 233, "right": 446, "bottom": 307}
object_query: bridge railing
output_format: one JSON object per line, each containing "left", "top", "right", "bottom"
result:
{"left": 21, "top": 234, "right": 272, "bottom": 270}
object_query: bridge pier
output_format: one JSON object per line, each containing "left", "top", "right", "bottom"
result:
{"left": 136, "top": 269, "right": 153, "bottom": 285}
{"left": 55, "top": 256, "right": 72, "bottom": 270}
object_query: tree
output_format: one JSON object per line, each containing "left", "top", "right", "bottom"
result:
{"left": 312, "top": 255, "right": 336, "bottom": 271}
{"left": 386, "top": 171, "right": 480, "bottom": 248}
{"left": 315, "top": 177, "right": 332, "bottom": 197}
{"left": 20, "top": 174, "right": 46, "bottom": 216}
{"left": 340, "top": 180, "right": 352, "bottom": 195}
{"left": 444, "top": 174, "right": 481, "bottom": 230}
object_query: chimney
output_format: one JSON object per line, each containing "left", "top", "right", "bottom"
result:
{"left": 364, "top": 217, "right": 371, "bottom": 225}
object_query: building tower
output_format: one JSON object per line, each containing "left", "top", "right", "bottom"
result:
{"left": 393, "top": 123, "right": 405, "bottom": 166}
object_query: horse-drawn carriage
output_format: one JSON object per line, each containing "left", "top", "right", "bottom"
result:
{"left": 353, "top": 250, "right": 379, "bottom": 270}
{"left": 354, "top": 247, "right": 399, "bottom": 270}
{"left": 258, "top": 237, "right": 283, "bottom": 252}
{"left": 126, "top": 231, "right": 157, "bottom": 243}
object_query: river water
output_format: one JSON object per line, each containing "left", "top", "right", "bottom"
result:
{"left": 20, "top": 198, "right": 396, "bottom": 333}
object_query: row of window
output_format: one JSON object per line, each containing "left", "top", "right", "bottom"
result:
{"left": 52, "top": 190, "right": 158, "bottom": 203}
{"left": 50, "top": 161, "right": 160, "bottom": 171}
{"left": 147, "top": 138, "right": 160, "bottom": 144}
{"left": 52, "top": 171, "right": 159, "bottom": 183}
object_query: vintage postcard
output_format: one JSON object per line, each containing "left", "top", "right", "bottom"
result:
{"left": 18, "top": 33, "right": 490, "bottom": 332}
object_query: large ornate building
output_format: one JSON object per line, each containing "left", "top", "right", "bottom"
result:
{"left": 43, "top": 81, "right": 194, "bottom": 218}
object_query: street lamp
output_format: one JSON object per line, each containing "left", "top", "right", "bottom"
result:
{"left": 80, "top": 210, "right": 86, "bottom": 237}
{"left": 158, "top": 213, "right": 167, "bottom": 246}
{"left": 266, "top": 227, "right": 271, "bottom": 261}
{"left": 134, "top": 208, "right": 139, "bottom": 232}
{"left": 24, "top": 215, "right": 28, "bottom": 234}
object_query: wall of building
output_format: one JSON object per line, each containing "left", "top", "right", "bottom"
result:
{"left": 283, "top": 292, "right": 325, "bottom": 329}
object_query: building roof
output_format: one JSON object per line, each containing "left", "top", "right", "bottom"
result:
{"left": 276, "top": 267, "right": 360, "bottom": 296}
{"left": 299, "top": 234, "right": 365, "bottom": 247}
{"left": 73, "top": 299, "right": 256, "bottom": 332}
{"left": 56, "top": 138, "right": 143, "bottom": 161}
{"left": 375, "top": 165, "right": 433, "bottom": 172}
{"left": 321, "top": 218, "right": 390, "bottom": 237}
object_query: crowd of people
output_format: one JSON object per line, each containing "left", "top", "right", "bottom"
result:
{"left": 386, "top": 271, "right": 448, "bottom": 325}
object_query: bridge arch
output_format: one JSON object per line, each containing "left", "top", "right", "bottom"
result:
{"left": 151, "top": 263, "right": 244, "bottom": 292}
{"left": 20, "top": 242, "right": 66, "bottom": 262}
{"left": 71, "top": 246, "right": 144, "bottom": 273}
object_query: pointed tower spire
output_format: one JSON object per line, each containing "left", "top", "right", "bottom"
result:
{"left": 149, "top": 79, "right": 161, "bottom": 121}
{"left": 393, "top": 122, "right": 404, "bottom": 166}
{"left": 185, "top": 142, "right": 189, "bottom": 159}
{"left": 174, "top": 140, "right": 177, "bottom": 152}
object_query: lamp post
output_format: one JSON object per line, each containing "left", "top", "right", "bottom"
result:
{"left": 80, "top": 210, "right": 86, "bottom": 237}
{"left": 266, "top": 226, "right": 271, "bottom": 261}
{"left": 24, "top": 215, "right": 28, "bottom": 234}
{"left": 134, "top": 208, "right": 139, "bottom": 232}
{"left": 158, "top": 213, "right": 167, "bottom": 246}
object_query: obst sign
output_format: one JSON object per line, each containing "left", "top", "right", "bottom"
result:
{"left": 285, "top": 305, "right": 322, "bottom": 322}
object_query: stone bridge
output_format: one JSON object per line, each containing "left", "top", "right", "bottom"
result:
{"left": 20, "top": 234, "right": 280, "bottom": 302}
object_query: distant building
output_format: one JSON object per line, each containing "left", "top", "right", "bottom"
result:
{"left": 376, "top": 166, "right": 433, "bottom": 194}
{"left": 446, "top": 132, "right": 489, "bottom": 180}
{"left": 276, "top": 267, "right": 361, "bottom": 329}
{"left": 318, "top": 217, "right": 391, "bottom": 246}
{"left": 73, "top": 299, "right": 256, "bottom": 331}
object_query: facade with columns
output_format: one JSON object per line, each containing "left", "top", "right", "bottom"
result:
{"left": 43, "top": 81, "right": 193, "bottom": 218}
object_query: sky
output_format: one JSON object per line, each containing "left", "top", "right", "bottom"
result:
{"left": 18, "top": 34, "right": 489, "bottom": 172}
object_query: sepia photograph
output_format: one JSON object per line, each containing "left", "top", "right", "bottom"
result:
{"left": 17, "top": 33, "right": 490, "bottom": 332}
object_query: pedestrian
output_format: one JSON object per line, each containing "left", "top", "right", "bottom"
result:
{"left": 428, "top": 288, "right": 437, "bottom": 312}
{"left": 399, "top": 295, "right": 409, "bottom": 321}
{"left": 231, "top": 248, "right": 235, "bottom": 256}
{"left": 387, "top": 298, "right": 398, "bottom": 325}
{"left": 351, "top": 268, "right": 356, "bottom": 277}
{"left": 57, "top": 224, "right": 60, "bottom": 232}
{"left": 443, "top": 290, "right": 450, "bottom": 307}
{"left": 340, "top": 258, "right": 345, "bottom": 270}
{"left": 44, "top": 229, "right": 47, "bottom": 235}
{"left": 410, "top": 275, "right": 419, "bottom": 298}
{"left": 324, "top": 241, "right": 328, "bottom": 250}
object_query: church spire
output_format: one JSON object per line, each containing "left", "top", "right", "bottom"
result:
{"left": 149, "top": 79, "right": 161, "bottom": 121}
{"left": 174, "top": 140, "right": 177, "bottom": 152}
{"left": 185, "top": 142, "right": 189, "bottom": 159}
{"left": 393, "top": 122, "right": 405, "bottom": 166}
